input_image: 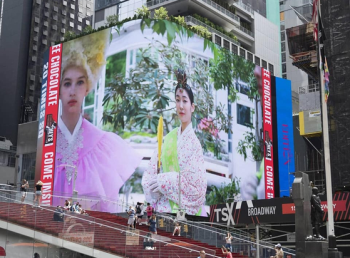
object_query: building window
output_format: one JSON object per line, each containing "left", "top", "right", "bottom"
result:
{"left": 86, "top": 20, "right": 90, "bottom": 25}
{"left": 78, "top": 25, "right": 81, "bottom": 30}
{"left": 215, "top": 35, "right": 221, "bottom": 46}
{"left": 281, "top": 31, "right": 285, "bottom": 41}
{"left": 255, "top": 56, "right": 260, "bottom": 66}
{"left": 282, "top": 53, "right": 286, "bottom": 62}
{"left": 282, "top": 74, "right": 287, "bottom": 79}
{"left": 281, "top": 42, "right": 286, "bottom": 52}
{"left": 247, "top": 52, "right": 253, "bottom": 62}
{"left": 232, "top": 44, "right": 238, "bottom": 55}
{"left": 269, "top": 64, "right": 274, "bottom": 75}
{"left": 70, "top": 13, "right": 74, "bottom": 19}
{"left": 237, "top": 104, "right": 252, "bottom": 127}
{"left": 223, "top": 39, "right": 229, "bottom": 50}
{"left": 282, "top": 63, "right": 287, "bottom": 73}
{"left": 70, "top": 22, "right": 74, "bottom": 27}
{"left": 262, "top": 60, "right": 267, "bottom": 69}
{"left": 71, "top": 4, "right": 75, "bottom": 9}
{"left": 239, "top": 48, "right": 245, "bottom": 58}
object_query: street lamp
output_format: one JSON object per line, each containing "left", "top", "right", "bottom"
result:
{"left": 58, "top": 164, "right": 78, "bottom": 201}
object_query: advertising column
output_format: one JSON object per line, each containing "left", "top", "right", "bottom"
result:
{"left": 262, "top": 68, "right": 274, "bottom": 199}
{"left": 37, "top": 44, "right": 62, "bottom": 206}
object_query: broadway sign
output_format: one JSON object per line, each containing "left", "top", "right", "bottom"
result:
{"left": 209, "top": 192, "right": 350, "bottom": 226}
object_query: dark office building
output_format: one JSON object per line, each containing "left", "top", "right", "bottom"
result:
{"left": 24, "top": 0, "right": 93, "bottom": 123}
{"left": 0, "top": 0, "right": 33, "bottom": 145}
{"left": 321, "top": 0, "right": 350, "bottom": 190}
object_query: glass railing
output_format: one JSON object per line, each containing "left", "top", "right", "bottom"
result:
{"left": 146, "top": 0, "right": 240, "bottom": 23}
{"left": 232, "top": 0, "right": 254, "bottom": 15}
{"left": 185, "top": 16, "right": 241, "bottom": 46}
{"left": 0, "top": 189, "right": 296, "bottom": 257}
{"left": 238, "top": 25, "right": 254, "bottom": 37}
{"left": 0, "top": 194, "right": 221, "bottom": 258}
{"left": 152, "top": 213, "right": 296, "bottom": 258}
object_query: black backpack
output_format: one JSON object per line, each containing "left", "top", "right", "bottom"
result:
{"left": 136, "top": 205, "right": 142, "bottom": 214}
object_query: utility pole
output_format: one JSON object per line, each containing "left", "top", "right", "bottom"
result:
{"left": 317, "top": 0, "right": 334, "bottom": 237}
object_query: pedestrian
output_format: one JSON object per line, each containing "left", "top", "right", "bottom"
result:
{"left": 221, "top": 246, "right": 233, "bottom": 258}
{"left": 20, "top": 179, "right": 29, "bottom": 202}
{"left": 197, "top": 250, "right": 206, "bottom": 258}
{"left": 146, "top": 203, "right": 153, "bottom": 224}
{"left": 173, "top": 222, "right": 181, "bottom": 236}
{"left": 127, "top": 206, "right": 135, "bottom": 229}
{"left": 148, "top": 214, "right": 157, "bottom": 235}
{"left": 225, "top": 232, "right": 233, "bottom": 252}
{"left": 270, "top": 243, "right": 284, "bottom": 258}
{"left": 143, "top": 233, "right": 155, "bottom": 250}
{"left": 33, "top": 180, "right": 43, "bottom": 206}
{"left": 136, "top": 202, "right": 144, "bottom": 225}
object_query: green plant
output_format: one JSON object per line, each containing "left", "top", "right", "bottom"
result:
{"left": 172, "top": 15, "right": 186, "bottom": 27}
{"left": 206, "top": 178, "right": 240, "bottom": 205}
{"left": 63, "top": 31, "right": 76, "bottom": 41}
{"left": 153, "top": 7, "right": 169, "bottom": 20}
{"left": 83, "top": 25, "right": 93, "bottom": 34}
{"left": 106, "top": 14, "right": 119, "bottom": 27}
{"left": 237, "top": 131, "right": 263, "bottom": 162}
{"left": 135, "top": 5, "right": 151, "bottom": 19}
{"left": 191, "top": 25, "right": 212, "bottom": 39}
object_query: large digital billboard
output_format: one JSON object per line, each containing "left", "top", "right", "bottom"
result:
{"left": 35, "top": 19, "right": 275, "bottom": 215}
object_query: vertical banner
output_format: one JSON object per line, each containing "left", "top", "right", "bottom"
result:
{"left": 262, "top": 68, "right": 274, "bottom": 199}
{"left": 275, "top": 77, "right": 295, "bottom": 197}
{"left": 38, "top": 44, "right": 62, "bottom": 206}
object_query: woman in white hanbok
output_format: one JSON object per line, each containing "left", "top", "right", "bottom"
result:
{"left": 142, "top": 71, "right": 207, "bottom": 216}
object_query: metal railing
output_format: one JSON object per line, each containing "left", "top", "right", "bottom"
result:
{"left": 146, "top": 0, "right": 240, "bottom": 23}
{"left": 238, "top": 25, "right": 254, "bottom": 37}
{"left": 232, "top": 0, "right": 254, "bottom": 15}
{"left": 298, "top": 83, "right": 320, "bottom": 94}
{"left": 185, "top": 16, "right": 240, "bottom": 46}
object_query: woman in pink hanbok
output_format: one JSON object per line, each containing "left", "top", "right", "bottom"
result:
{"left": 54, "top": 29, "right": 142, "bottom": 212}
{"left": 142, "top": 70, "right": 207, "bottom": 216}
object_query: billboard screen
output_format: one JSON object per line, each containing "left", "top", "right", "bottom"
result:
{"left": 36, "top": 19, "right": 274, "bottom": 215}
{"left": 275, "top": 77, "right": 295, "bottom": 197}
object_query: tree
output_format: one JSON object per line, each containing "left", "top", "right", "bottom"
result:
{"left": 106, "top": 14, "right": 119, "bottom": 27}
{"left": 63, "top": 31, "right": 76, "bottom": 41}
{"left": 135, "top": 6, "right": 151, "bottom": 19}
{"left": 83, "top": 25, "right": 93, "bottom": 34}
{"left": 103, "top": 20, "right": 232, "bottom": 159}
{"left": 153, "top": 7, "right": 169, "bottom": 20}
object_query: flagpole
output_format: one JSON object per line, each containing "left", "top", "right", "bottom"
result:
{"left": 317, "top": 0, "right": 335, "bottom": 237}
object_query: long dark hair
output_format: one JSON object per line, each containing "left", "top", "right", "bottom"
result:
{"left": 174, "top": 69, "right": 194, "bottom": 104}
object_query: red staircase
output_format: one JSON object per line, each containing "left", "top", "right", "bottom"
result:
{"left": 0, "top": 202, "right": 248, "bottom": 258}
{"left": 88, "top": 210, "right": 247, "bottom": 258}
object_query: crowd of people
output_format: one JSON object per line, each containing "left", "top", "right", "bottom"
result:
{"left": 53, "top": 200, "right": 89, "bottom": 222}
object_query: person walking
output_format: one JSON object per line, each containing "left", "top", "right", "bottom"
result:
{"left": 20, "top": 179, "right": 29, "bottom": 202}
{"left": 33, "top": 180, "right": 43, "bottom": 206}
{"left": 148, "top": 214, "right": 157, "bottom": 235}
{"left": 136, "top": 202, "right": 144, "bottom": 226}
{"left": 197, "top": 250, "right": 206, "bottom": 258}
{"left": 222, "top": 246, "right": 233, "bottom": 258}
{"left": 146, "top": 203, "right": 153, "bottom": 224}
{"left": 225, "top": 232, "right": 233, "bottom": 252}
{"left": 270, "top": 243, "right": 284, "bottom": 258}
{"left": 127, "top": 206, "right": 135, "bottom": 230}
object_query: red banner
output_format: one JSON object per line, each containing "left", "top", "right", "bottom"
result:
{"left": 40, "top": 44, "right": 62, "bottom": 206}
{"left": 282, "top": 200, "right": 347, "bottom": 214}
{"left": 262, "top": 68, "right": 274, "bottom": 199}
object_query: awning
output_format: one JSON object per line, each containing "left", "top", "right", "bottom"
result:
{"left": 0, "top": 246, "right": 6, "bottom": 256}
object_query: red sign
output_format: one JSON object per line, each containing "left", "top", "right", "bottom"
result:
{"left": 282, "top": 200, "right": 347, "bottom": 214}
{"left": 40, "top": 44, "right": 62, "bottom": 206}
{"left": 262, "top": 68, "right": 274, "bottom": 199}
